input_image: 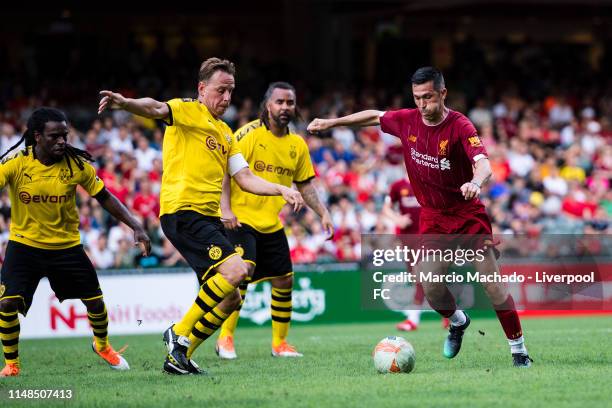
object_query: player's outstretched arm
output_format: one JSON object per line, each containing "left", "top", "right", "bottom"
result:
{"left": 98, "top": 90, "right": 169, "bottom": 120}
{"left": 307, "top": 110, "right": 384, "bottom": 133}
{"left": 232, "top": 168, "right": 305, "bottom": 212}
{"left": 295, "top": 180, "right": 334, "bottom": 240}
{"left": 94, "top": 188, "right": 152, "bottom": 255}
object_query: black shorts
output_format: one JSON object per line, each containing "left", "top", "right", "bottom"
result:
{"left": 161, "top": 210, "right": 238, "bottom": 283}
{"left": 226, "top": 223, "right": 293, "bottom": 283}
{"left": 0, "top": 241, "right": 102, "bottom": 315}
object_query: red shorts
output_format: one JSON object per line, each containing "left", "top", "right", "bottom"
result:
{"left": 418, "top": 200, "right": 499, "bottom": 257}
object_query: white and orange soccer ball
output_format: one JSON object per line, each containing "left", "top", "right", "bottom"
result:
{"left": 373, "top": 336, "right": 416, "bottom": 374}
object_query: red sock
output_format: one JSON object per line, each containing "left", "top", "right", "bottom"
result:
{"left": 494, "top": 295, "right": 523, "bottom": 340}
{"left": 414, "top": 283, "right": 425, "bottom": 305}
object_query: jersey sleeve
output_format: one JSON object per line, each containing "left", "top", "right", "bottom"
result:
{"left": 234, "top": 128, "right": 254, "bottom": 162}
{"left": 228, "top": 130, "right": 242, "bottom": 157}
{"left": 164, "top": 98, "right": 192, "bottom": 127}
{"left": 294, "top": 138, "right": 316, "bottom": 183}
{"left": 0, "top": 153, "right": 21, "bottom": 189}
{"left": 380, "top": 109, "right": 410, "bottom": 138}
{"left": 457, "top": 117, "right": 488, "bottom": 163}
{"left": 79, "top": 162, "right": 105, "bottom": 196}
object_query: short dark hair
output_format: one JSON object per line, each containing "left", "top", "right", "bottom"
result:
{"left": 198, "top": 57, "right": 236, "bottom": 82}
{"left": 411, "top": 67, "right": 445, "bottom": 91}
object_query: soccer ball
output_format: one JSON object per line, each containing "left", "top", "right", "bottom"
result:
{"left": 373, "top": 336, "right": 416, "bottom": 374}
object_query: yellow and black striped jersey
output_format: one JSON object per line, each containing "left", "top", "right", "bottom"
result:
{"left": 0, "top": 147, "right": 105, "bottom": 249}
{"left": 160, "top": 98, "right": 241, "bottom": 218}
{"left": 231, "top": 120, "right": 315, "bottom": 233}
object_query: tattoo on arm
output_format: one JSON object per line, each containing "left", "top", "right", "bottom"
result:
{"left": 299, "top": 182, "right": 327, "bottom": 217}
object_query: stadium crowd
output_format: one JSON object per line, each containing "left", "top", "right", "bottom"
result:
{"left": 0, "top": 87, "right": 609, "bottom": 269}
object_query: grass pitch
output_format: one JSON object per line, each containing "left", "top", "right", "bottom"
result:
{"left": 0, "top": 316, "right": 610, "bottom": 407}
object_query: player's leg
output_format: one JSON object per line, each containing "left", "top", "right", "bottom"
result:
{"left": 160, "top": 212, "right": 246, "bottom": 372}
{"left": 0, "top": 298, "right": 21, "bottom": 377}
{"left": 418, "top": 259, "right": 470, "bottom": 359}
{"left": 475, "top": 249, "right": 531, "bottom": 367}
{"left": 215, "top": 277, "right": 250, "bottom": 359}
{"left": 47, "top": 244, "right": 130, "bottom": 370}
{"left": 0, "top": 241, "right": 44, "bottom": 377}
{"left": 269, "top": 273, "right": 302, "bottom": 357}
{"left": 82, "top": 296, "right": 129, "bottom": 370}
{"left": 215, "top": 227, "right": 258, "bottom": 359}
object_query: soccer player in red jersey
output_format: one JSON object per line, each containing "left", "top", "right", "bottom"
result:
{"left": 308, "top": 67, "right": 532, "bottom": 367}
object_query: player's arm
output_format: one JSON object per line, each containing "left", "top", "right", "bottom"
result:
{"left": 98, "top": 90, "right": 169, "bottom": 120}
{"left": 220, "top": 172, "right": 241, "bottom": 230}
{"left": 295, "top": 180, "right": 334, "bottom": 240}
{"left": 460, "top": 158, "right": 492, "bottom": 200}
{"left": 229, "top": 154, "right": 304, "bottom": 212}
{"left": 307, "top": 110, "right": 384, "bottom": 133}
{"left": 94, "top": 188, "right": 152, "bottom": 255}
{"left": 381, "top": 196, "right": 412, "bottom": 228}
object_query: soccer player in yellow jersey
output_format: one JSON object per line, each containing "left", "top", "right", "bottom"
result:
{"left": 98, "top": 58, "right": 304, "bottom": 374}
{"left": 0, "top": 108, "right": 151, "bottom": 377}
{"left": 209, "top": 82, "right": 334, "bottom": 359}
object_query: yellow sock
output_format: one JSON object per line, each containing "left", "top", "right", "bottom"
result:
{"left": 87, "top": 306, "right": 109, "bottom": 351}
{"left": 174, "top": 274, "right": 235, "bottom": 337}
{"left": 187, "top": 306, "right": 230, "bottom": 358}
{"left": 0, "top": 310, "right": 20, "bottom": 366}
{"left": 271, "top": 287, "right": 292, "bottom": 347}
{"left": 219, "top": 282, "right": 248, "bottom": 338}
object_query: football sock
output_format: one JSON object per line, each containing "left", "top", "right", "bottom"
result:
{"left": 173, "top": 274, "right": 234, "bottom": 337}
{"left": 494, "top": 295, "right": 524, "bottom": 342}
{"left": 406, "top": 310, "right": 422, "bottom": 325}
{"left": 509, "top": 336, "right": 528, "bottom": 355}
{"left": 449, "top": 310, "right": 467, "bottom": 327}
{"left": 0, "top": 311, "right": 20, "bottom": 366}
{"left": 187, "top": 306, "right": 230, "bottom": 358}
{"left": 87, "top": 306, "right": 109, "bottom": 351}
{"left": 271, "top": 287, "right": 292, "bottom": 347}
{"left": 219, "top": 281, "right": 248, "bottom": 339}
{"left": 413, "top": 283, "right": 425, "bottom": 305}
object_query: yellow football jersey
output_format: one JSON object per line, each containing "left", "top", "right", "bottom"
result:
{"left": 160, "top": 98, "right": 240, "bottom": 218}
{"left": 0, "top": 147, "right": 105, "bottom": 250}
{"left": 231, "top": 120, "right": 315, "bottom": 233}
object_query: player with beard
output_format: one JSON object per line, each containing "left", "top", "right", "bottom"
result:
{"left": 308, "top": 67, "right": 532, "bottom": 367}
{"left": 201, "top": 82, "right": 334, "bottom": 360}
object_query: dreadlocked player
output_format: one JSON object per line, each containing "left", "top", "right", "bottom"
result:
{"left": 0, "top": 107, "right": 151, "bottom": 377}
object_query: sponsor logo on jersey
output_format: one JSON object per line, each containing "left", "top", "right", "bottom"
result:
{"left": 440, "top": 158, "right": 451, "bottom": 170}
{"left": 206, "top": 136, "right": 218, "bottom": 150}
{"left": 18, "top": 191, "right": 72, "bottom": 204}
{"left": 253, "top": 160, "right": 294, "bottom": 177}
{"left": 468, "top": 135, "right": 482, "bottom": 147}
{"left": 408, "top": 135, "right": 417, "bottom": 143}
{"left": 410, "top": 148, "right": 451, "bottom": 171}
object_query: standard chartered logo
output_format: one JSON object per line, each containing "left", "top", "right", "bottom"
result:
{"left": 240, "top": 278, "right": 325, "bottom": 324}
{"left": 440, "top": 158, "right": 451, "bottom": 170}
{"left": 410, "top": 148, "right": 451, "bottom": 171}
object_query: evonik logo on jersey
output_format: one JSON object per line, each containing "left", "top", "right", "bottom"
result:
{"left": 253, "top": 160, "right": 295, "bottom": 177}
{"left": 19, "top": 191, "right": 73, "bottom": 204}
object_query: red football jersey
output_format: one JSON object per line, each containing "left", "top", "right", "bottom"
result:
{"left": 388, "top": 178, "right": 420, "bottom": 234}
{"left": 380, "top": 109, "right": 488, "bottom": 209}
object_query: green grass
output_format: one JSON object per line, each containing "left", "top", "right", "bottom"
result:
{"left": 0, "top": 316, "right": 610, "bottom": 407}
